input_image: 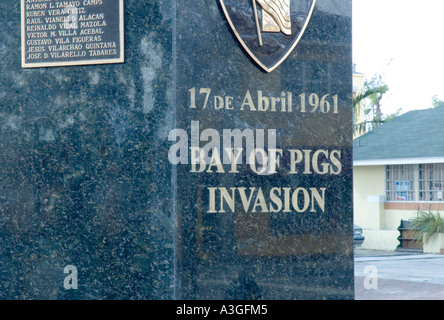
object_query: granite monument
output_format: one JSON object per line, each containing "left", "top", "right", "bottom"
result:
{"left": 0, "top": 0, "right": 353, "bottom": 300}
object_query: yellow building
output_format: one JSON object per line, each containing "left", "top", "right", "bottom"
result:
{"left": 353, "top": 106, "right": 444, "bottom": 252}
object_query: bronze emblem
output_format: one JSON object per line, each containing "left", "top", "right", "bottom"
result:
{"left": 220, "top": 0, "right": 316, "bottom": 72}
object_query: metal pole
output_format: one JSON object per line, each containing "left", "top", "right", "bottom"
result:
{"left": 252, "top": 0, "right": 263, "bottom": 46}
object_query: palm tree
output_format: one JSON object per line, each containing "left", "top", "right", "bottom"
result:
{"left": 353, "top": 74, "right": 389, "bottom": 136}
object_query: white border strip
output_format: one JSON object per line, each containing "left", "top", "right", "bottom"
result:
{"left": 354, "top": 157, "right": 444, "bottom": 166}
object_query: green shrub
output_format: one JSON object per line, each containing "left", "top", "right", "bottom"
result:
{"left": 409, "top": 210, "right": 444, "bottom": 245}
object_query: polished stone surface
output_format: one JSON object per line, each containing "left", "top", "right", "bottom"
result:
{"left": 174, "top": 0, "right": 353, "bottom": 300}
{"left": 0, "top": 0, "right": 353, "bottom": 299}
{"left": 1, "top": 0, "right": 175, "bottom": 299}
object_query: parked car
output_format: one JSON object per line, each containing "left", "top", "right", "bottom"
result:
{"left": 354, "top": 224, "right": 365, "bottom": 248}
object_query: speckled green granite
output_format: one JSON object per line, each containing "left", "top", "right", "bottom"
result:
{"left": 0, "top": 0, "right": 353, "bottom": 300}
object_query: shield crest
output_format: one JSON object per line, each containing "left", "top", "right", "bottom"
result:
{"left": 219, "top": 0, "right": 317, "bottom": 72}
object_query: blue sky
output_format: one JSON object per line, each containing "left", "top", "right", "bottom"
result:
{"left": 353, "top": 0, "right": 444, "bottom": 114}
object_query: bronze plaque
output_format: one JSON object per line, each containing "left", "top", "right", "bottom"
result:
{"left": 21, "top": 0, "right": 124, "bottom": 68}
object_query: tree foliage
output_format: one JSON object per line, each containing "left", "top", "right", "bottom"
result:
{"left": 432, "top": 95, "right": 444, "bottom": 108}
{"left": 353, "top": 74, "right": 392, "bottom": 135}
{"left": 410, "top": 210, "right": 444, "bottom": 245}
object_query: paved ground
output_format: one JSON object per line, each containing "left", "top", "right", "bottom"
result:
{"left": 354, "top": 248, "right": 444, "bottom": 300}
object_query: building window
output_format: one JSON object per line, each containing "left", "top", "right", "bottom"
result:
{"left": 386, "top": 165, "right": 415, "bottom": 201}
{"left": 419, "top": 164, "right": 444, "bottom": 201}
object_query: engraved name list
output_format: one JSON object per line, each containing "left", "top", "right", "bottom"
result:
{"left": 22, "top": 0, "right": 124, "bottom": 68}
